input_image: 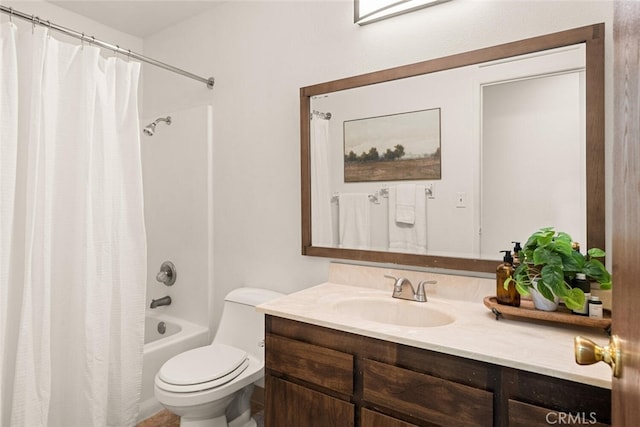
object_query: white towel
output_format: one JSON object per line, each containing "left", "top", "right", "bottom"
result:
{"left": 388, "top": 185, "right": 427, "bottom": 254}
{"left": 338, "top": 193, "right": 371, "bottom": 250}
{"left": 395, "top": 183, "right": 416, "bottom": 224}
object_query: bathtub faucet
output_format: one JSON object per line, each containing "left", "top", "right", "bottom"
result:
{"left": 150, "top": 296, "right": 172, "bottom": 309}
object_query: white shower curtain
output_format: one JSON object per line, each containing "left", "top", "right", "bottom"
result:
{"left": 310, "top": 116, "right": 333, "bottom": 247}
{"left": 0, "top": 22, "right": 146, "bottom": 427}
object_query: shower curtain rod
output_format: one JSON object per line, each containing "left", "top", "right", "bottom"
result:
{"left": 0, "top": 5, "right": 215, "bottom": 89}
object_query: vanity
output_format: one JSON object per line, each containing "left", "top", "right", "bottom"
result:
{"left": 276, "top": 21, "right": 612, "bottom": 427}
{"left": 257, "top": 264, "right": 612, "bottom": 427}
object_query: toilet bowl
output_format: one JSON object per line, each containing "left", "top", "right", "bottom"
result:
{"left": 154, "top": 287, "right": 284, "bottom": 427}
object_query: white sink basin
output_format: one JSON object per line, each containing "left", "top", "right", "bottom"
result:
{"left": 332, "top": 297, "right": 455, "bottom": 328}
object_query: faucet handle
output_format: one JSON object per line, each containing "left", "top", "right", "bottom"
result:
{"left": 385, "top": 274, "right": 405, "bottom": 293}
{"left": 415, "top": 282, "right": 428, "bottom": 302}
{"left": 416, "top": 280, "right": 437, "bottom": 302}
{"left": 156, "top": 261, "right": 177, "bottom": 286}
{"left": 384, "top": 274, "right": 399, "bottom": 288}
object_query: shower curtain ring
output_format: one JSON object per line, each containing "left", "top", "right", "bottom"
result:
{"left": 31, "top": 15, "right": 35, "bottom": 33}
{"left": 114, "top": 45, "right": 120, "bottom": 59}
{"left": 81, "top": 33, "right": 85, "bottom": 50}
{"left": 127, "top": 49, "right": 132, "bottom": 62}
{"left": 8, "top": 7, "right": 13, "bottom": 23}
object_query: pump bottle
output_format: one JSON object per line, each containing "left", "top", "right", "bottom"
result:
{"left": 496, "top": 250, "right": 520, "bottom": 307}
{"left": 572, "top": 273, "right": 590, "bottom": 316}
{"left": 511, "top": 241, "right": 522, "bottom": 268}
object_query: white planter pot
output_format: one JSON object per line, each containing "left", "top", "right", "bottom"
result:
{"left": 531, "top": 280, "right": 559, "bottom": 311}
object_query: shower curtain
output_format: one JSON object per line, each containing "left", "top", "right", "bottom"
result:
{"left": 310, "top": 116, "right": 333, "bottom": 247}
{"left": 0, "top": 22, "right": 146, "bottom": 427}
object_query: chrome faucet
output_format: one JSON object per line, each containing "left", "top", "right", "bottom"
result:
{"left": 385, "top": 275, "right": 435, "bottom": 303}
{"left": 150, "top": 295, "right": 172, "bottom": 309}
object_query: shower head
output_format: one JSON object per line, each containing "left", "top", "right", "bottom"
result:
{"left": 143, "top": 116, "right": 172, "bottom": 136}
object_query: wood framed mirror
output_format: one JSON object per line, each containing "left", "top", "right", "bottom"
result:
{"left": 300, "top": 24, "right": 604, "bottom": 273}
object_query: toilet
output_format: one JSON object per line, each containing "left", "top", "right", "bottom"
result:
{"left": 154, "top": 287, "right": 284, "bottom": 427}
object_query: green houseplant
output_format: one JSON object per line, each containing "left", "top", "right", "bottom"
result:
{"left": 505, "top": 227, "right": 612, "bottom": 311}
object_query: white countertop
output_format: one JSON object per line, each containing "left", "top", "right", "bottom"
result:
{"left": 258, "top": 281, "right": 612, "bottom": 389}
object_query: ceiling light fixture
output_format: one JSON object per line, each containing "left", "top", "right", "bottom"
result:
{"left": 355, "top": 0, "right": 451, "bottom": 25}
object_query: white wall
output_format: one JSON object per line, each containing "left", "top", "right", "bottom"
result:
{"left": 140, "top": 0, "right": 614, "bottom": 333}
{"left": 142, "top": 105, "right": 212, "bottom": 328}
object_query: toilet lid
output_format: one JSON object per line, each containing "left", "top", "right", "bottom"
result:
{"left": 158, "top": 344, "right": 248, "bottom": 386}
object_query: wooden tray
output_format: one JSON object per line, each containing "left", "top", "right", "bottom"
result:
{"left": 483, "top": 296, "right": 611, "bottom": 331}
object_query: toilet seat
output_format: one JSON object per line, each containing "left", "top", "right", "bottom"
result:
{"left": 156, "top": 344, "right": 250, "bottom": 393}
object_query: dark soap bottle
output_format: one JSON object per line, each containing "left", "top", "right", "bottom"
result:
{"left": 497, "top": 250, "right": 520, "bottom": 307}
{"left": 572, "top": 272, "right": 591, "bottom": 315}
{"left": 511, "top": 241, "right": 522, "bottom": 268}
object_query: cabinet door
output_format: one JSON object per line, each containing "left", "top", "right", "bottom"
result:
{"left": 265, "top": 376, "right": 354, "bottom": 427}
{"left": 361, "top": 408, "right": 419, "bottom": 427}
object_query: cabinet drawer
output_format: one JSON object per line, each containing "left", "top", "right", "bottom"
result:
{"left": 363, "top": 359, "right": 493, "bottom": 427}
{"left": 266, "top": 334, "right": 353, "bottom": 395}
{"left": 508, "top": 399, "right": 611, "bottom": 427}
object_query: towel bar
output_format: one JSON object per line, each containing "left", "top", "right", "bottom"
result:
{"left": 331, "top": 193, "right": 379, "bottom": 204}
{"left": 379, "top": 185, "right": 433, "bottom": 198}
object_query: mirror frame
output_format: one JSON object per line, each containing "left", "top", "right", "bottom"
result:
{"left": 300, "top": 24, "right": 604, "bottom": 273}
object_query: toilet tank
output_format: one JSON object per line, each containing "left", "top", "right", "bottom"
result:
{"left": 213, "top": 287, "right": 284, "bottom": 360}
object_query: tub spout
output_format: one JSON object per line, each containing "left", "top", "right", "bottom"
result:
{"left": 150, "top": 296, "right": 172, "bottom": 309}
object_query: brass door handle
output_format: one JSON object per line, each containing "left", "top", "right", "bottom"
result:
{"left": 574, "top": 335, "right": 621, "bottom": 378}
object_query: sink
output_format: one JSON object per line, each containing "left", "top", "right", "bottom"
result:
{"left": 331, "top": 297, "right": 455, "bottom": 328}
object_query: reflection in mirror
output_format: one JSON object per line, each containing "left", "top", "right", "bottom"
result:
{"left": 480, "top": 74, "right": 587, "bottom": 255}
{"left": 301, "top": 24, "right": 604, "bottom": 273}
{"left": 480, "top": 45, "right": 586, "bottom": 257}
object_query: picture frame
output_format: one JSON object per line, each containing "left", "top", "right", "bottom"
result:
{"left": 343, "top": 108, "right": 441, "bottom": 182}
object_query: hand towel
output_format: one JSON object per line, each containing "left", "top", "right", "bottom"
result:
{"left": 388, "top": 185, "right": 427, "bottom": 254}
{"left": 338, "top": 193, "right": 371, "bottom": 250}
{"left": 395, "top": 183, "right": 416, "bottom": 224}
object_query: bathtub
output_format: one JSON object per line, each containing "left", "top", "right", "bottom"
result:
{"left": 138, "top": 311, "right": 209, "bottom": 422}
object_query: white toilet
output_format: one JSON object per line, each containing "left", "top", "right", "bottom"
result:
{"left": 154, "top": 287, "right": 284, "bottom": 427}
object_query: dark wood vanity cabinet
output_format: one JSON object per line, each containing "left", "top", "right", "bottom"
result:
{"left": 264, "top": 316, "right": 611, "bottom": 427}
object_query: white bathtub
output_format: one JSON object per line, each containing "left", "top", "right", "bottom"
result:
{"left": 138, "top": 311, "right": 209, "bottom": 422}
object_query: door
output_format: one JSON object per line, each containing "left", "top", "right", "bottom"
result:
{"left": 612, "top": 2, "right": 640, "bottom": 424}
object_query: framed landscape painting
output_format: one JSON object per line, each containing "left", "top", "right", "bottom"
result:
{"left": 343, "top": 108, "right": 441, "bottom": 182}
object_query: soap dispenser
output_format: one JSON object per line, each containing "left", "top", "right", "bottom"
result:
{"left": 511, "top": 241, "right": 522, "bottom": 268}
{"left": 497, "top": 250, "right": 520, "bottom": 307}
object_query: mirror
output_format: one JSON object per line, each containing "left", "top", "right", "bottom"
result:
{"left": 301, "top": 24, "right": 604, "bottom": 273}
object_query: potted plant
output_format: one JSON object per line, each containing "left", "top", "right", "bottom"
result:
{"left": 505, "top": 227, "right": 612, "bottom": 311}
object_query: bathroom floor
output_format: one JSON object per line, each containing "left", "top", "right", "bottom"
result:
{"left": 136, "top": 410, "right": 265, "bottom": 427}
{"left": 138, "top": 387, "right": 265, "bottom": 427}
{"left": 135, "top": 410, "right": 179, "bottom": 427}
